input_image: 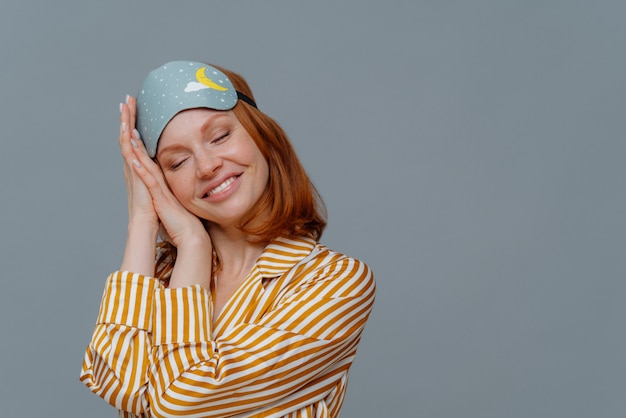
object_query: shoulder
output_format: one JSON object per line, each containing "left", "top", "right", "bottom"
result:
{"left": 286, "top": 239, "right": 376, "bottom": 300}
{"left": 316, "top": 243, "right": 374, "bottom": 284}
{"left": 262, "top": 236, "right": 375, "bottom": 293}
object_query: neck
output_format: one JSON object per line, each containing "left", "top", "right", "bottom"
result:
{"left": 207, "top": 224, "right": 267, "bottom": 281}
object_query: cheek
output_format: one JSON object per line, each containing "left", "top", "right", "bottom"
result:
{"left": 163, "top": 172, "right": 193, "bottom": 202}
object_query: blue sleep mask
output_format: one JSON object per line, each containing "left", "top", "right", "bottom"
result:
{"left": 136, "top": 61, "right": 256, "bottom": 157}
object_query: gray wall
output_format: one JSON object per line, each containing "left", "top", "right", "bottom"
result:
{"left": 1, "top": 1, "right": 624, "bottom": 417}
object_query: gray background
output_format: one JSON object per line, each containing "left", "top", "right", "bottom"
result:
{"left": 1, "top": 1, "right": 624, "bottom": 417}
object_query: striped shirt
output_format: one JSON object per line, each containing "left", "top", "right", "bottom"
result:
{"left": 80, "top": 236, "right": 375, "bottom": 417}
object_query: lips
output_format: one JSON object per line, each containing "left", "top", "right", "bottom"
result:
{"left": 202, "top": 174, "right": 241, "bottom": 198}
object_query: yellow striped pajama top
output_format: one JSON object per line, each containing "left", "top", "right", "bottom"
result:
{"left": 80, "top": 236, "right": 375, "bottom": 417}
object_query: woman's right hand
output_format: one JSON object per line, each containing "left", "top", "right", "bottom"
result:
{"left": 120, "top": 96, "right": 159, "bottom": 228}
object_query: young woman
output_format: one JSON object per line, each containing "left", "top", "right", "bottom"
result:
{"left": 80, "top": 61, "right": 375, "bottom": 418}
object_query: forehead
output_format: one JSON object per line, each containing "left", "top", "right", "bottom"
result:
{"left": 163, "top": 108, "right": 234, "bottom": 135}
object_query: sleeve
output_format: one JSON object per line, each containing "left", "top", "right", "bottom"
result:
{"left": 82, "top": 256, "right": 375, "bottom": 418}
{"left": 80, "top": 271, "right": 163, "bottom": 415}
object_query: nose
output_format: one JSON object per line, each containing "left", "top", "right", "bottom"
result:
{"left": 195, "top": 150, "right": 222, "bottom": 178}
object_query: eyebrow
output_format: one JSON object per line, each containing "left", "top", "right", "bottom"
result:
{"left": 156, "top": 141, "right": 185, "bottom": 158}
{"left": 200, "top": 112, "right": 230, "bottom": 134}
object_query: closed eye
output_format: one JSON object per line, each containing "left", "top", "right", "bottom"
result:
{"left": 211, "top": 131, "right": 230, "bottom": 144}
{"left": 170, "top": 158, "right": 188, "bottom": 170}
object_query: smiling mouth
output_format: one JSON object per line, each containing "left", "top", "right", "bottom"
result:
{"left": 203, "top": 175, "right": 240, "bottom": 198}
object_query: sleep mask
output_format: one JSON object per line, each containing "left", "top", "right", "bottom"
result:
{"left": 136, "top": 60, "right": 256, "bottom": 157}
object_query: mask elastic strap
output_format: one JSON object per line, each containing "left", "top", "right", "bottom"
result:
{"left": 237, "top": 91, "right": 257, "bottom": 108}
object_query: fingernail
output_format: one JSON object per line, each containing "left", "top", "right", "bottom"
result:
{"left": 125, "top": 94, "right": 130, "bottom": 104}
{"left": 133, "top": 159, "right": 141, "bottom": 168}
{"left": 130, "top": 139, "right": 138, "bottom": 149}
{"left": 132, "top": 128, "right": 141, "bottom": 139}
{"left": 119, "top": 102, "right": 123, "bottom": 113}
{"left": 121, "top": 122, "right": 126, "bottom": 133}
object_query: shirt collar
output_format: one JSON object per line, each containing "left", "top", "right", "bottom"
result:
{"left": 255, "top": 235, "right": 317, "bottom": 278}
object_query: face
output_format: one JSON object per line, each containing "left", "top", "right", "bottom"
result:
{"left": 156, "top": 108, "right": 269, "bottom": 229}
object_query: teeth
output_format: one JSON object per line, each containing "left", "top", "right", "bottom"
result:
{"left": 206, "top": 176, "right": 236, "bottom": 196}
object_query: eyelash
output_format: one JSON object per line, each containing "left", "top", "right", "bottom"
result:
{"left": 170, "top": 158, "right": 187, "bottom": 170}
{"left": 212, "top": 131, "right": 230, "bottom": 144}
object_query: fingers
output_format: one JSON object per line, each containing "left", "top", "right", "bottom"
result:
{"left": 125, "top": 126, "right": 170, "bottom": 202}
{"left": 119, "top": 96, "right": 141, "bottom": 168}
{"left": 132, "top": 154, "right": 173, "bottom": 215}
{"left": 120, "top": 94, "right": 137, "bottom": 125}
{"left": 119, "top": 97, "right": 134, "bottom": 134}
{"left": 127, "top": 95, "right": 137, "bottom": 130}
{"left": 129, "top": 128, "right": 159, "bottom": 178}
{"left": 119, "top": 95, "right": 158, "bottom": 221}
{"left": 117, "top": 97, "right": 164, "bottom": 196}
{"left": 119, "top": 98, "right": 132, "bottom": 158}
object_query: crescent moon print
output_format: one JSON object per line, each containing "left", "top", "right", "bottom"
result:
{"left": 184, "top": 67, "right": 229, "bottom": 92}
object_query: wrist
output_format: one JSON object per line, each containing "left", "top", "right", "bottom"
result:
{"left": 127, "top": 216, "right": 160, "bottom": 236}
{"left": 176, "top": 231, "right": 212, "bottom": 253}
{"left": 168, "top": 233, "right": 213, "bottom": 289}
{"left": 121, "top": 217, "right": 160, "bottom": 277}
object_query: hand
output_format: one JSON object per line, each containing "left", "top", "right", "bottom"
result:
{"left": 119, "top": 96, "right": 158, "bottom": 228}
{"left": 123, "top": 98, "right": 210, "bottom": 251}
{"left": 119, "top": 96, "right": 212, "bottom": 287}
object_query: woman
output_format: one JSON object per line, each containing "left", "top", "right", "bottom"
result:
{"left": 80, "top": 61, "right": 375, "bottom": 418}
